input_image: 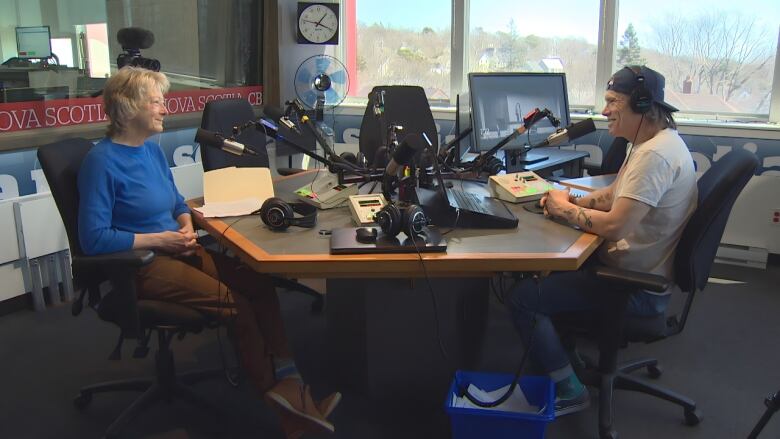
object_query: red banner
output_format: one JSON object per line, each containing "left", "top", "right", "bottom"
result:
{"left": 0, "top": 85, "right": 263, "bottom": 133}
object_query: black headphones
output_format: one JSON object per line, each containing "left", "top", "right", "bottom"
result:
{"left": 627, "top": 66, "right": 653, "bottom": 114}
{"left": 374, "top": 203, "right": 428, "bottom": 237}
{"left": 259, "top": 197, "right": 317, "bottom": 231}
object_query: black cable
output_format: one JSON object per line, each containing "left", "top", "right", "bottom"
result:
{"left": 456, "top": 275, "right": 542, "bottom": 408}
{"left": 408, "top": 221, "right": 449, "bottom": 361}
{"left": 213, "top": 215, "right": 248, "bottom": 388}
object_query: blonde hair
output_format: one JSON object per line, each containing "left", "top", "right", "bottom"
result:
{"left": 103, "top": 66, "right": 170, "bottom": 137}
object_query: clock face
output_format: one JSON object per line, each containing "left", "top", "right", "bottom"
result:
{"left": 298, "top": 3, "right": 339, "bottom": 44}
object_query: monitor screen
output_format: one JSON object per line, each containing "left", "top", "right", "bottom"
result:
{"left": 468, "top": 72, "right": 570, "bottom": 152}
{"left": 16, "top": 26, "right": 52, "bottom": 59}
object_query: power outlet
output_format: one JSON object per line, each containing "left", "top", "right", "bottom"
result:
{"left": 772, "top": 208, "right": 780, "bottom": 226}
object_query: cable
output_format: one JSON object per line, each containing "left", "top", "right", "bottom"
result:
{"left": 212, "top": 215, "right": 248, "bottom": 388}
{"left": 456, "top": 275, "right": 542, "bottom": 408}
{"left": 407, "top": 221, "right": 450, "bottom": 361}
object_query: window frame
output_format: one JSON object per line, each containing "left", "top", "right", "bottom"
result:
{"left": 344, "top": 0, "right": 780, "bottom": 125}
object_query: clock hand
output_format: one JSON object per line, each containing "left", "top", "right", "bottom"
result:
{"left": 303, "top": 18, "right": 334, "bottom": 32}
{"left": 315, "top": 22, "right": 334, "bottom": 32}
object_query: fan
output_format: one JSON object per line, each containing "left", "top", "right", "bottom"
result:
{"left": 294, "top": 54, "right": 350, "bottom": 120}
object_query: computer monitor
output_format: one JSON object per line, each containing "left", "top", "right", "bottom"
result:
{"left": 16, "top": 26, "right": 52, "bottom": 59}
{"left": 467, "top": 72, "right": 570, "bottom": 152}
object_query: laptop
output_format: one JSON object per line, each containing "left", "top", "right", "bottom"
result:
{"left": 414, "top": 134, "right": 518, "bottom": 229}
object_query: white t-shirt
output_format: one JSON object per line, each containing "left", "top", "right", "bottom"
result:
{"left": 597, "top": 128, "right": 697, "bottom": 293}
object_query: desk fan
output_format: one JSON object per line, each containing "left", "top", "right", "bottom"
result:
{"left": 294, "top": 54, "right": 350, "bottom": 121}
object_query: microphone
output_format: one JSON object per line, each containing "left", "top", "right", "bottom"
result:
{"left": 385, "top": 133, "right": 426, "bottom": 175}
{"left": 195, "top": 128, "right": 259, "bottom": 156}
{"left": 532, "top": 118, "right": 596, "bottom": 148}
{"left": 263, "top": 105, "right": 301, "bottom": 135}
{"left": 484, "top": 108, "right": 557, "bottom": 154}
{"left": 116, "top": 27, "right": 155, "bottom": 49}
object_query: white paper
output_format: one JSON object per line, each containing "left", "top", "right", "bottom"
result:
{"left": 193, "top": 198, "right": 262, "bottom": 218}
{"left": 452, "top": 383, "right": 541, "bottom": 414}
{"left": 203, "top": 167, "right": 274, "bottom": 205}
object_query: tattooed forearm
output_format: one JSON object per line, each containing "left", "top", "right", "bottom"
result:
{"left": 577, "top": 207, "right": 593, "bottom": 228}
{"left": 588, "top": 198, "right": 596, "bottom": 209}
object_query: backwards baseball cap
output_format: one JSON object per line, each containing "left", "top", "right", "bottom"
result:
{"left": 607, "top": 65, "right": 678, "bottom": 112}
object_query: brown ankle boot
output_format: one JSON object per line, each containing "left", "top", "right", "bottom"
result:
{"left": 264, "top": 378, "right": 335, "bottom": 437}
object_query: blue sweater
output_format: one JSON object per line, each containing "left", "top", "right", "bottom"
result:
{"left": 78, "top": 138, "right": 189, "bottom": 255}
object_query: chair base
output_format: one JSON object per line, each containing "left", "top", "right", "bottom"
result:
{"left": 74, "top": 331, "right": 226, "bottom": 438}
{"left": 577, "top": 356, "right": 702, "bottom": 439}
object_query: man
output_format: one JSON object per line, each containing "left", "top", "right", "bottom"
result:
{"left": 509, "top": 66, "right": 697, "bottom": 416}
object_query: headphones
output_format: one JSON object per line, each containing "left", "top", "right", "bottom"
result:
{"left": 374, "top": 203, "right": 428, "bottom": 237}
{"left": 627, "top": 66, "right": 653, "bottom": 114}
{"left": 339, "top": 151, "right": 366, "bottom": 167}
{"left": 259, "top": 197, "right": 318, "bottom": 231}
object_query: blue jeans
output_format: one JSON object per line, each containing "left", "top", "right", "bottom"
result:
{"left": 508, "top": 268, "right": 671, "bottom": 376}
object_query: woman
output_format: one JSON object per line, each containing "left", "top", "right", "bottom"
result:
{"left": 77, "top": 66, "right": 339, "bottom": 438}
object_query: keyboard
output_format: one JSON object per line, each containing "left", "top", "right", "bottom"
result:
{"left": 449, "top": 189, "right": 491, "bottom": 214}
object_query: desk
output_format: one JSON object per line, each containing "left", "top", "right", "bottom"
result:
{"left": 190, "top": 172, "right": 602, "bottom": 403}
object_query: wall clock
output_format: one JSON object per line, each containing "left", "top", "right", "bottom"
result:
{"left": 297, "top": 2, "right": 339, "bottom": 45}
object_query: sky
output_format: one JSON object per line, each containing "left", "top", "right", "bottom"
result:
{"left": 356, "top": 0, "right": 780, "bottom": 48}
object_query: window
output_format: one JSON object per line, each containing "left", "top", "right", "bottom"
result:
{"left": 0, "top": 0, "right": 263, "bottom": 133}
{"left": 468, "top": 0, "right": 600, "bottom": 108}
{"left": 353, "top": 0, "right": 452, "bottom": 102}
{"left": 617, "top": 0, "right": 778, "bottom": 118}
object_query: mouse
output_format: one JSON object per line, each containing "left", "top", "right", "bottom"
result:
{"left": 355, "top": 227, "right": 378, "bottom": 244}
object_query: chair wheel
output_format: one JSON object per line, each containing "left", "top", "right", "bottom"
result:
{"left": 599, "top": 427, "right": 618, "bottom": 439}
{"left": 73, "top": 392, "right": 92, "bottom": 409}
{"left": 684, "top": 408, "right": 703, "bottom": 426}
{"left": 647, "top": 364, "right": 662, "bottom": 379}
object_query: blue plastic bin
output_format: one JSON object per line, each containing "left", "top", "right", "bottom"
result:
{"left": 445, "top": 371, "right": 555, "bottom": 439}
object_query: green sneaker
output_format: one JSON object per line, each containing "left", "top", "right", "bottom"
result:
{"left": 554, "top": 387, "right": 591, "bottom": 417}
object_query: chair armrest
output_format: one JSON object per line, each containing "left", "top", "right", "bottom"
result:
{"left": 72, "top": 250, "right": 155, "bottom": 271}
{"left": 591, "top": 265, "right": 670, "bottom": 293}
{"left": 72, "top": 250, "right": 154, "bottom": 340}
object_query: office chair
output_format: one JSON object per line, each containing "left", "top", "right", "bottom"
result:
{"left": 557, "top": 148, "right": 759, "bottom": 439}
{"left": 200, "top": 98, "right": 303, "bottom": 176}
{"left": 358, "top": 85, "right": 439, "bottom": 168}
{"left": 37, "top": 138, "right": 228, "bottom": 439}
{"left": 595, "top": 137, "right": 628, "bottom": 176}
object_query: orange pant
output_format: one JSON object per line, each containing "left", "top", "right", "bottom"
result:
{"left": 135, "top": 246, "right": 289, "bottom": 392}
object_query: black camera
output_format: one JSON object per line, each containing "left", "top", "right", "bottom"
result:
{"left": 116, "top": 49, "right": 161, "bottom": 71}
{"left": 116, "top": 28, "right": 160, "bottom": 71}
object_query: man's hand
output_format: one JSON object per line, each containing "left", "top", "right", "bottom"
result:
{"left": 542, "top": 188, "right": 572, "bottom": 218}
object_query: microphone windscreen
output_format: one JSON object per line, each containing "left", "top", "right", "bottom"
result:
{"left": 391, "top": 133, "right": 426, "bottom": 166}
{"left": 116, "top": 27, "right": 155, "bottom": 49}
{"left": 262, "top": 105, "right": 287, "bottom": 122}
{"left": 372, "top": 146, "right": 390, "bottom": 168}
{"left": 567, "top": 118, "right": 596, "bottom": 141}
{"left": 194, "top": 128, "right": 223, "bottom": 147}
